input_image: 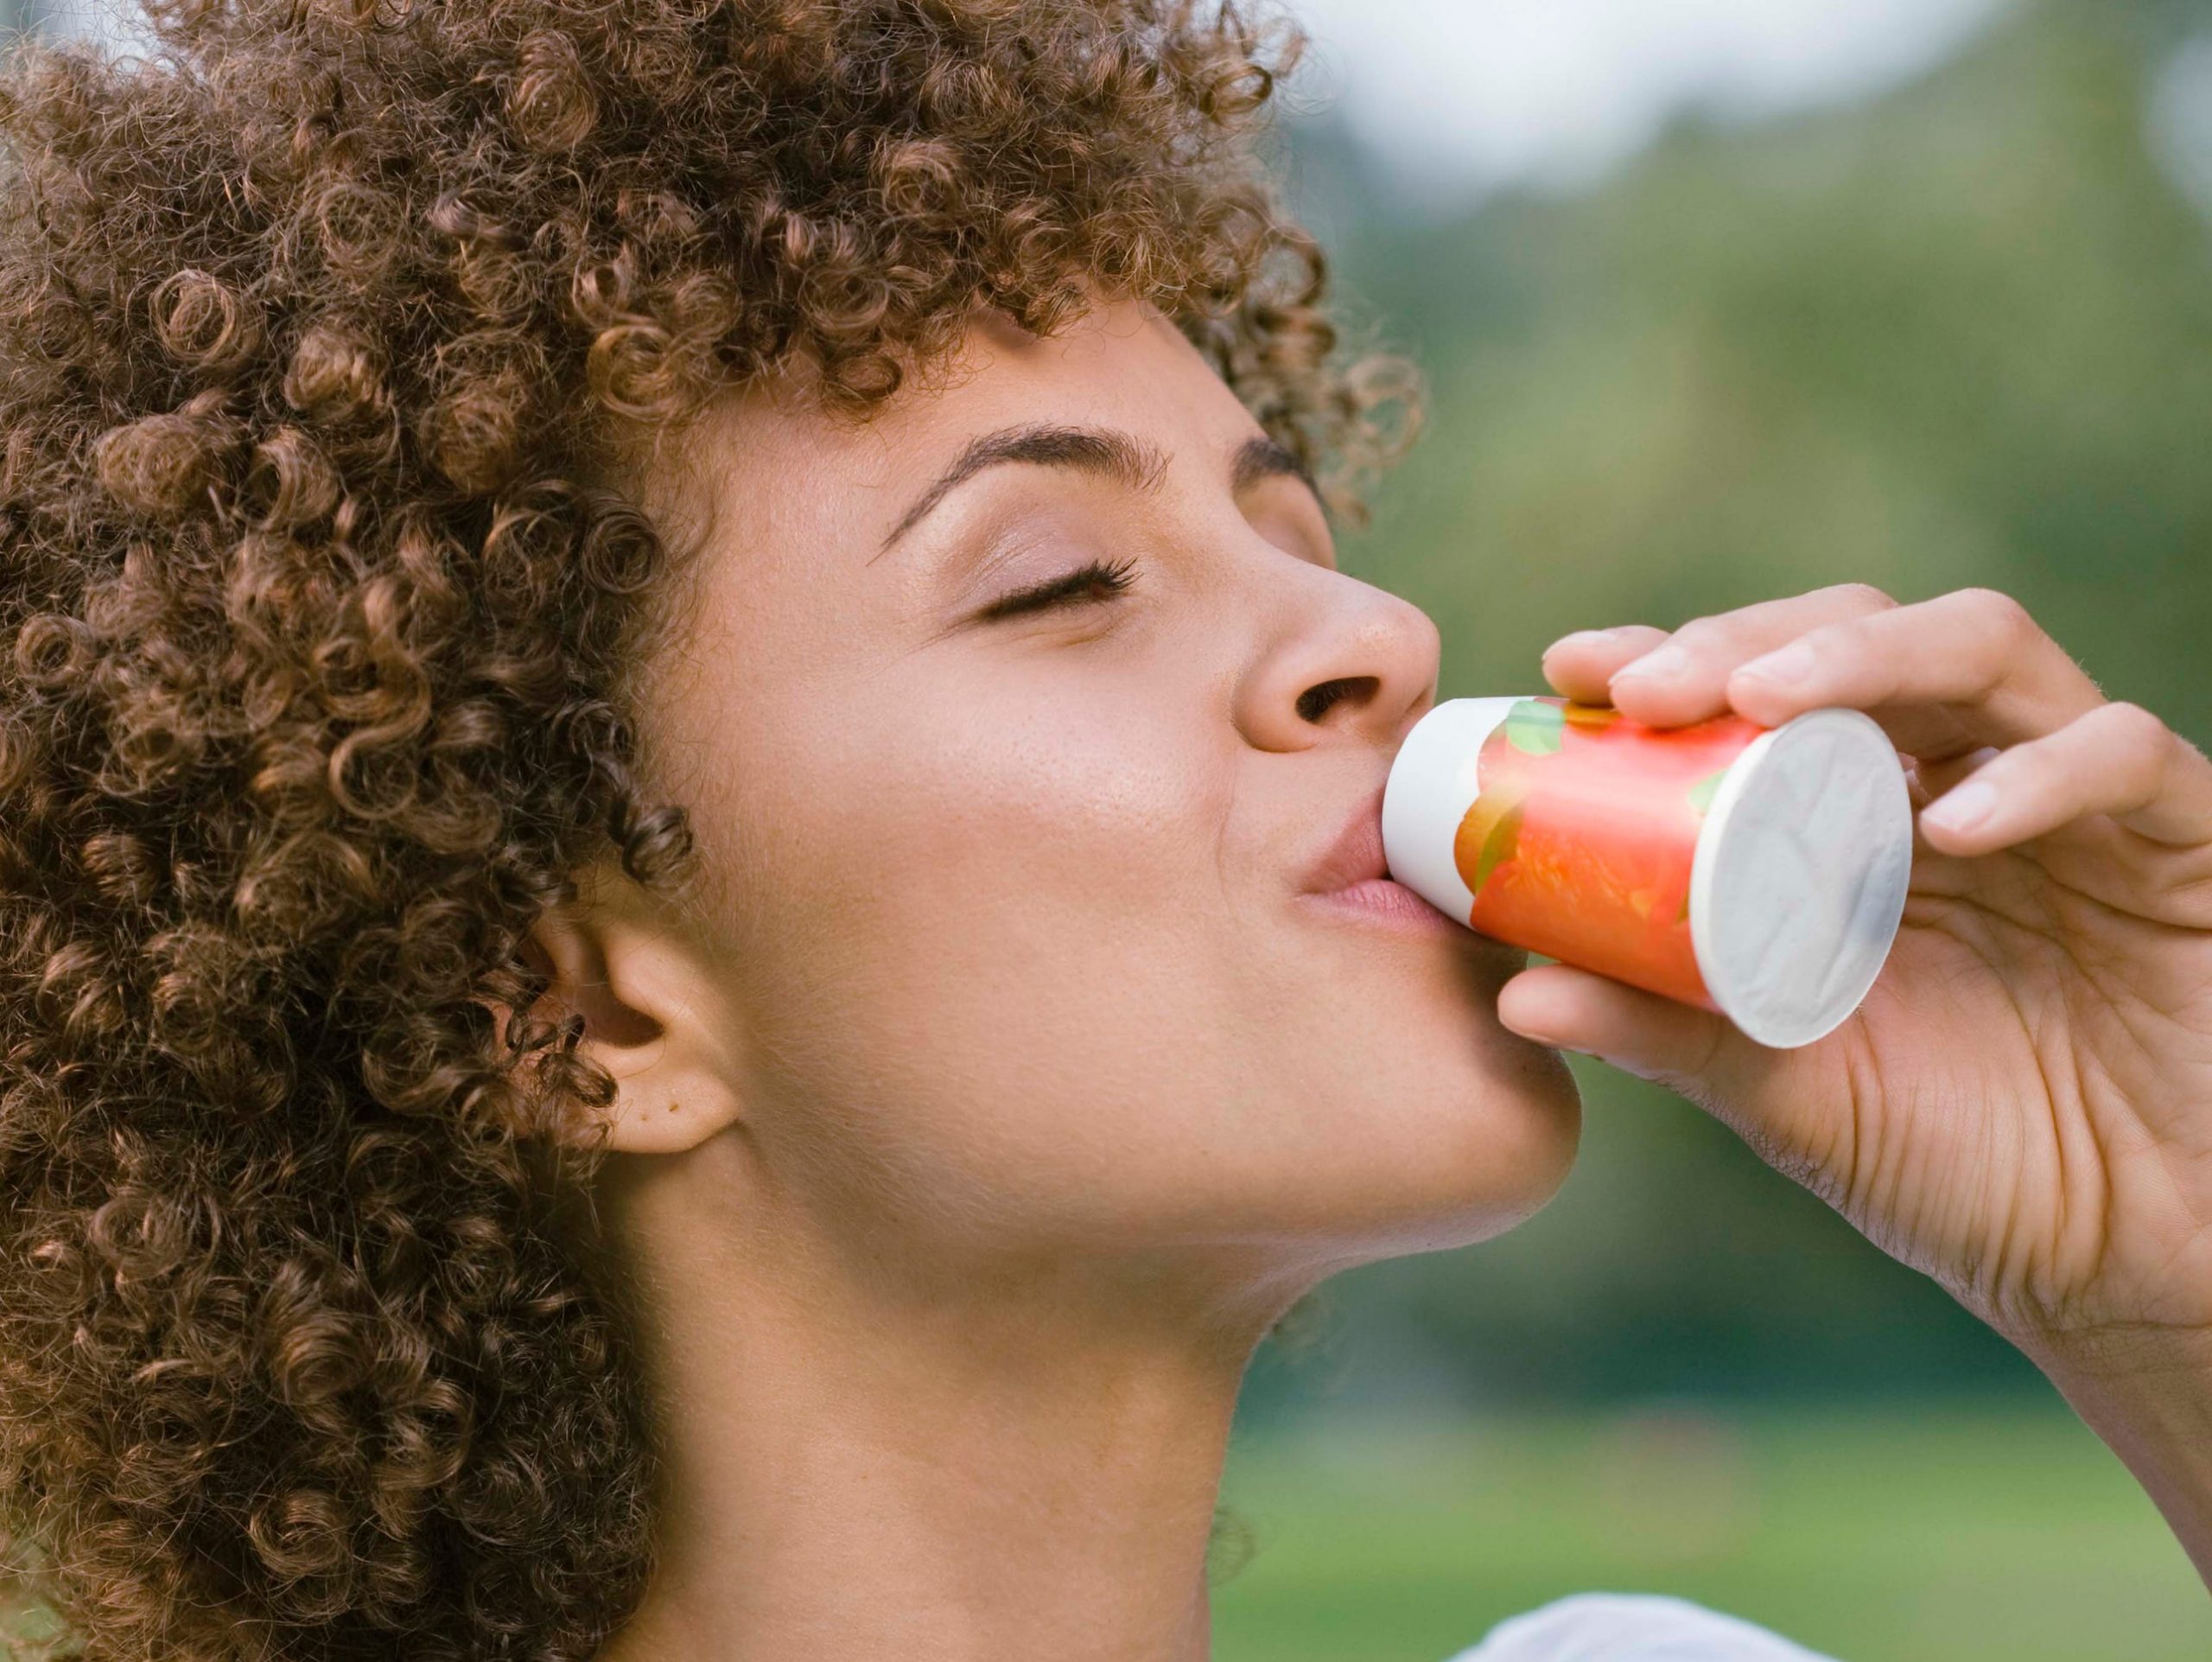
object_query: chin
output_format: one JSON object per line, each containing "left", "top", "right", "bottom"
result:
{"left": 1353, "top": 1040, "right": 1584, "bottom": 1257}
{"left": 1214, "top": 1032, "right": 1582, "bottom": 1267}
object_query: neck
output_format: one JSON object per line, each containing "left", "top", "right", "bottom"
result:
{"left": 592, "top": 1143, "right": 1298, "bottom": 1662}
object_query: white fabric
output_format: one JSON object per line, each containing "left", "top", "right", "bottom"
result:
{"left": 1443, "top": 1593, "right": 1842, "bottom": 1661}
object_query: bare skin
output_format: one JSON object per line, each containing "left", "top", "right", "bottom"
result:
{"left": 524, "top": 297, "right": 2212, "bottom": 1662}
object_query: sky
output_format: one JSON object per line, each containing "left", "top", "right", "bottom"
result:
{"left": 1282, "top": 0, "right": 2018, "bottom": 203}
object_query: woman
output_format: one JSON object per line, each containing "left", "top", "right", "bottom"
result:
{"left": 0, "top": 3, "right": 2205, "bottom": 1659}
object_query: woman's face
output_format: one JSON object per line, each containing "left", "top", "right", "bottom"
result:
{"left": 614, "top": 297, "right": 1578, "bottom": 1287}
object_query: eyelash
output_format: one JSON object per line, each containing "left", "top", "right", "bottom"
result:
{"left": 980, "top": 554, "right": 1138, "bottom": 621}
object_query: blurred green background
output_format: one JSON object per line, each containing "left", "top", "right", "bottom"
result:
{"left": 1216, "top": 0, "right": 2212, "bottom": 1657}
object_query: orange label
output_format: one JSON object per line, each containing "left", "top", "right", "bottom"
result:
{"left": 1452, "top": 698, "right": 1764, "bottom": 1011}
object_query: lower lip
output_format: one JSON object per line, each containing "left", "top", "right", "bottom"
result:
{"left": 1306, "top": 876, "right": 1471, "bottom": 937}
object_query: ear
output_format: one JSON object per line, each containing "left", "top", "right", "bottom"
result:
{"left": 515, "top": 858, "right": 746, "bottom": 1156}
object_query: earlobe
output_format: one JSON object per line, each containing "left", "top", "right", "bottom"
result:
{"left": 516, "top": 876, "right": 747, "bottom": 1157}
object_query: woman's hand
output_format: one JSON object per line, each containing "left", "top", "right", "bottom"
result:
{"left": 1499, "top": 583, "right": 2212, "bottom": 1576}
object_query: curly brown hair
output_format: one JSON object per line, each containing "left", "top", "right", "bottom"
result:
{"left": 0, "top": 0, "right": 1418, "bottom": 1656}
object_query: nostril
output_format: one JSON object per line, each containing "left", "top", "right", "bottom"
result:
{"left": 1296, "top": 675, "right": 1375, "bottom": 724}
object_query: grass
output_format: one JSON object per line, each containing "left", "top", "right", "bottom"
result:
{"left": 1211, "top": 1403, "right": 2212, "bottom": 1662}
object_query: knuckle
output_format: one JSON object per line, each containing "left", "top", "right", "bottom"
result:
{"left": 1826, "top": 581, "right": 1896, "bottom": 613}
{"left": 2094, "top": 700, "right": 2171, "bottom": 765}
{"left": 1668, "top": 614, "right": 1725, "bottom": 652}
{"left": 1953, "top": 586, "right": 2034, "bottom": 640}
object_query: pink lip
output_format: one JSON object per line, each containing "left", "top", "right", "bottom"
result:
{"left": 1300, "top": 784, "right": 1395, "bottom": 895}
{"left": 1298, "top": 784, "right": 1468, "bottom": 937}
{"left": 1309, "top": 874, "right": 1468, "bottom": 935}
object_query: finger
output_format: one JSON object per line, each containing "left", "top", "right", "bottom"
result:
{"left": 1496, "top": 964, "right": 1825, "bottom": 1173}
{"left": 1540, "top": 625, "right": 1670, "bottom": 704}
{"left": 1904, "top": 748, "right": 2000, "bottom": 860}
{"left": 1918, "top": 699, "right": 2212, "bottom": 851}
{"left": 1726, "top": 587, "right": 2105, "bottom": 755}
{"left": 1605, "top": 583, "right": 1898, "bottom": 728}
{"left": 1911, "top": 746, "right": 2002, "bottom": 803}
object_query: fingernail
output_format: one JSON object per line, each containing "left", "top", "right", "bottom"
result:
{"left": 1503, "top": 1022, "right": 1589, "bottom": 1054}
{"left": 1923, "top": 779, "right": 1997, "bottom": 834}
{"left": 1611, "top": 642, "right": 1687, "bottom": 682}
{"left": 1737, "top": 640, "right": 1817, "bottom": 688}
{"left": 1543, "top": 628, "right": 1618, "bottom": 659}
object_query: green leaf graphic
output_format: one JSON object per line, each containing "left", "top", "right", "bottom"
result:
{"left": 1503, "top": 698, "right": 1564, "bottom": 756}
{"left": 1471, "top": 799, "right": 1525, "bottom": 897}
{"left": 1686, "top": 766, "right": 1731, "bottom": 816}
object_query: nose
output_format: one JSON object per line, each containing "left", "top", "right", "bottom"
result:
{"left": 1232, "top": 561, "right": 1443, "bottom": 753}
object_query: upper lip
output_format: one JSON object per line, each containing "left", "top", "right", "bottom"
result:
{"left": 1300, "top": 782, "right": 1392, "bottom": 895}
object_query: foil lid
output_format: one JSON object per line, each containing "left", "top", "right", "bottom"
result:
{"left": 1688, "top": 708, "right": 1913, "bottom": 1048}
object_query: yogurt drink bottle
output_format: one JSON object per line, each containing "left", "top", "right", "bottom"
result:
{"left": 1381, "top": 697, "right": 1916, "bottom": 1049}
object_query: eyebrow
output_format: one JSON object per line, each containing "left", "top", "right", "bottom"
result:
{"left": 871, "top": 423, "right": 1320, "bottom": 560}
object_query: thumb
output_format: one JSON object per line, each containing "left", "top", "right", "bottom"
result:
{"left": 1495, "top": 963, "right": 1807, "bottom": 1155}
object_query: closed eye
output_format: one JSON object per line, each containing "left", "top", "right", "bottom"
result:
{"left": 979, "top": 555, "right": 1137, "bottom": 621}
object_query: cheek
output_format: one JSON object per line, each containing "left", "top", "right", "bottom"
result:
{"left": 751, "top": 671, "right": 1223, "bottom": 944}
{"left": 702, "top": 669, "right": 1246, "bottom": 1193}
